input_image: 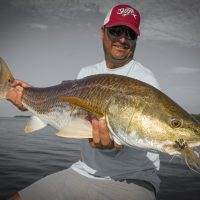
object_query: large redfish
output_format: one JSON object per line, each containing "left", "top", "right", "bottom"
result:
{"left": 1, "top": 58, "right": 200, "bottom": 173}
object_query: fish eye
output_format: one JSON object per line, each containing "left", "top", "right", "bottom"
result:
{"left": 170, "top": 118, "right": 182, "bottom": 128}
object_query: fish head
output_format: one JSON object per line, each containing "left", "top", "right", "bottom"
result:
{"left": 164, "top": 110, "right": 200, "bottom": 147}
{"left": 106, "top": 91, "right": 200, "bottom": 149}
{"left": 0, "top": 58, "right": 14, "bottom": 99}
{"left": 157, "top": 96, "right": 200, "bottom": 143}
{"left": 127, "top": 92, "right": 200, "bottom": 147}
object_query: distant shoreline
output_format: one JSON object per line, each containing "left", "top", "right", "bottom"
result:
{"left": 14, "top": 115, "right": 31, "bottom": 118}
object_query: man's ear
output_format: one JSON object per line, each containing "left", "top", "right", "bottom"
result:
{"left": 101, "top": 26, "right": 105, "bottom": 40}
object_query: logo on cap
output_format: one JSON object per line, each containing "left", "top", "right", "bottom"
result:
{"left": 117, "top": 7, "right": 137, "bottom": 19}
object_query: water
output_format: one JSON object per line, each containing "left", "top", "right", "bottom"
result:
{"left": 0, "top": 117, "right": 200, "bottom": 200}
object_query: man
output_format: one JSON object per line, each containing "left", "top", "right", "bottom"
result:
{"left": 7, "top": 4, "right": 160, "bottom": 200}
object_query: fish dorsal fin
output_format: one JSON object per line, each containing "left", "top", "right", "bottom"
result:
{"left": 56, "top": 118, "right": 92, "bottom": 138}
{"left": 59, "top": 96, "right": 104, "bottom": 118}
{"left": 24, "top": 116, "right": 47, "bottom": 133}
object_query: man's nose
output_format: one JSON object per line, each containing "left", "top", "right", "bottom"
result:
{"left": 118, "top": 33, "right": 127, "bottom": 43}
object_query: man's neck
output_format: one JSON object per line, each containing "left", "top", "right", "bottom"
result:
{"left": 106, "top": 59, "right": 132, "bottom": 69}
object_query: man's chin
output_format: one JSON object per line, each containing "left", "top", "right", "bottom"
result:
{"left": 111, "top": 55, "right": 127, "bottom": 63}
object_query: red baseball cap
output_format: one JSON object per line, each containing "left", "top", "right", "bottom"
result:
{"left": 104, "top": 4, "right": 141, "bottom": 36}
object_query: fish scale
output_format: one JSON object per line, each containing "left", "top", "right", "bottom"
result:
{"left": 60, "top": 74, "right": 148, "bottom": 115}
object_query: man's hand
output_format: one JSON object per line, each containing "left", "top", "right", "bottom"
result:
{"left": 6, "top": 80, "right": 31, "bottom": 111}
{"left": 88, "top": 116, "right": 122, "bottom": 151}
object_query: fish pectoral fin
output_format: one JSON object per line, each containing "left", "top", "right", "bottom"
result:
{"left": 104, "top": 95, "right": 135, "bottom": 145}
{"left": 24, "top": 116, "right": 47, "bottom": 133}
{"left": 59, "top": 96, "right": 104, "bottom": 118}
{"left": 176, "top": 139, "right": 200, "bottom": 174}
{"left": 56, "top": 118, "right": 92, "bottom": 138}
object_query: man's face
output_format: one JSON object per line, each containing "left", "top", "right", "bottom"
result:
{"left": 101, "top": 25, "right": 137, "bottom": 68}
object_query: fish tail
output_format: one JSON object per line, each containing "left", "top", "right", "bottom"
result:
{"left": 0, "top": 58, "right": 15, "bottom": 99}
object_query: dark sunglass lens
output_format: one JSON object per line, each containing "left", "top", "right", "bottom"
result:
{"left": 108, "top": 27, "right": 123, "bottom": 37}
{"left": 128, "top": 30, "right": 137, "bottom": 40}
{"left": 108, "top": 27, "right": 137, "bottom": 40}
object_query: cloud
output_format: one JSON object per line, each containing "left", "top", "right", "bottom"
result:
{"left": 26, "top": 23, "right": 48, "bottom": 31}
{"left": 10, "top": 0, "right": 200, "bottom": 48}
{"left": 10, "top": 0, "right": 115, "bottom": 20}
{"left": 139, "top": 0, "right": 200, "bottom": 47}
{"left": 169, "top": 66, "right": 200, "bottom": 74}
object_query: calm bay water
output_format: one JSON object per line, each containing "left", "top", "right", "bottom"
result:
{"left": 0, "top": 117, "right": 200, "bottom": 200}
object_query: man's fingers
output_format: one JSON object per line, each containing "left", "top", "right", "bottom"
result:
{"left": 12, "top": 79, "right": 31, "bottom": 88}
{"left": 89, "top": 139, "right": 102, "bottom": 148}
{"left": 91, "top": 118, "right": 101, "bottom": 145}
{"left": 114, "top": 142, "right": 123, "bottom": 151}
{"left": 99, "top": 119, "right": 113, "bottom": 146}
{"left": 12, "top": 80, "right": 23, "bottom": 87}
{"left": 88, "top": 116, "right": 123, "bottom": 151}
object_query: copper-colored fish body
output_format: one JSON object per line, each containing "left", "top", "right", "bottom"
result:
{"left": 58, "top": 74, "right": 200, "bottom": 149}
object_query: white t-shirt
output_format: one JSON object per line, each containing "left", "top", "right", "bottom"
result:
{"left": 71, "top": 60, "right": 161, "bottom": 192}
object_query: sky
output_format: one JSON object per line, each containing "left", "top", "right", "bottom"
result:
{"left": 0, "top": 0, "right": 200, "bottom": 117}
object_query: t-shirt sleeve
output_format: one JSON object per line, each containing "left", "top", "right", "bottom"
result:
{"left": 77, "top": 66, "right": 96, "bottom": 79}
{"left": 129, "top": 62, "right": 160, "bottom": 90}
{"left": 77, "top": 68, "right": 86, "bottom": 79}
{"left": 142, "top": 71, "right": 160, "bottom": 90}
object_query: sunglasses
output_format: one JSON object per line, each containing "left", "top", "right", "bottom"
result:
{"left": 107, "top": 26, "right": 137, "bottom": 41}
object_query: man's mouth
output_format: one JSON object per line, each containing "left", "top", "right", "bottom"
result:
{"left": 113, "top": 44, "right": 128, "bottom": 50}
